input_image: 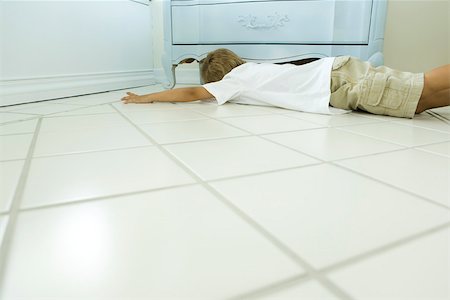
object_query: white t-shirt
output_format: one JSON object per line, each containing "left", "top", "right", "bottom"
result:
{"left": 203, "top": 57, "right": 349, "bottom": 115}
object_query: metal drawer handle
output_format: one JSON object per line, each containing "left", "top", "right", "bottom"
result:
{"left": 238, "top": 12, "right": 289, "bottom": 30}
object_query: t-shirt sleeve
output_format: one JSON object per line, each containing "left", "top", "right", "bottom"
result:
{"left": 202, "top": 77, "right": 241, "bottom": 105}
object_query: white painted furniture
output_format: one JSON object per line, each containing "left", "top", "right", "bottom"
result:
{"left": 161, "top": 0, "right": 387, "bottom": 88}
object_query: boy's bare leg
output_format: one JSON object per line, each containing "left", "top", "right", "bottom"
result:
{"left": 416, "top": 65, "right": 450, "bottom": 113}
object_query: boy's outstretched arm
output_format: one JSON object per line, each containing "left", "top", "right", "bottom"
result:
{"left": 121, "top": 87, "right": 213, "bottom": 104}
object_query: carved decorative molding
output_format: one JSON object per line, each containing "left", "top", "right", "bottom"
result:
{"left": 238, "top": 13, "right": 289, "bottom": 30}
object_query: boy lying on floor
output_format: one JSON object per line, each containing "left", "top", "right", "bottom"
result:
{"left": 122, "top": 48, "right": 450, "bottom": 118}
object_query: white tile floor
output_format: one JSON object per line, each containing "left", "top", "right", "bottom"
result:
{"left": 0, "top": 84, "right": 449, "bottom": 300}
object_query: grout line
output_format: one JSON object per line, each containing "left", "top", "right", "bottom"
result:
{"left": 0, "top": 118, "right": 42, "bottom": 291}
{"left": 205, "top": 162, "right": 324, "bottom": 183}
{"left": 0, "top": 111, "right": 41, "bottom": 116}
{"left": 16, "top": 162, "right": 324, "bottom": 213}
{"left": 427, "top": 110, "right": 450, "bottom": 123}
{"left": 0, "top": 101, "right": 119, "bottom": 125}
{"left": 19, "top": 182, "right": 199, "bottom": 213}
{"left": 321, "top": 221, "right": 450, "bottom": 274}
{"left": 0, "top": 132, "right": 36, "bottom": 137}
{"left": 31, "top": 144, "right": 155, "bottom": 160}
{"left": 0, "top": 132, "right": 35, "bottom": 139}
{"left": 42, "top": 103, "right": 119, "bottom": 118}
{"left": 415, "top": 146, "right": 450, "bottom": 159}
{"left": 283, "top": 114, "right": 386, "bottom": 128}
{"left": 231, "top": 221, "right": 450, "bottom": 300}
{"left": 0, "top": 158, "right": 30, "bottom": 165}
{"left": 331, "top": 162, "right": 450, "bottom": 211}
{"left": 0, "top": 116, "right": 38, "bottom": 127}
{"left": 109, "top": 104, "right": 358, "bottom": 300}
{"left": 226, "top": 274, "right": 311, "bottom": 300}
{"left": 336, "top": 126, "right": 450, "bottom": 148}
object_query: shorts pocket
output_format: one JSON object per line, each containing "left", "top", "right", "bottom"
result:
{"left": 384, "top": 76, "right": 410, "bottom": 107}
{"left": 332, "top": 56, "right": 351, "bottom": 71}
{"left": 366, "top": 73, "right": 403, "bottom": 109}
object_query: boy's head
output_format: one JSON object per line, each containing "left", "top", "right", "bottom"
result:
{"left": 200, "top": 48, "right": 245, "bottom": 83}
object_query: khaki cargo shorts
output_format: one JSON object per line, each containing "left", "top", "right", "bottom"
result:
{"left": 330, "top": 56, "right": 424, "bottom": 118}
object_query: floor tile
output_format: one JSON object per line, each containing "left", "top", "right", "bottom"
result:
{"left": 56, "top": 93, "right": 121, "bottom": 105}
{"left": 0, "top": 119, "right": 37, "bottom": 135}
{"left": 0, "top": 113, "right": 36, "bottom": 124}
{"left": 210, "top": 164, "right": 450, "bottom": 269}
{"left": 3, "top": 91, "right": 449, "bottom": 298}
{"left": 340, "top": 122, "right": 450, "bottom": 147}
{"left": 0, "top": 134, "right": 34, "bottom": 161}
{"left": 34, "top": 126, "right": 152, "bottom": 157}
{"left": 113, "top": 101, "right": 181, "bottom": 112}
{"left": 0, "top": 102, "right": 50, "bottom": 112}
{"left": 430, "top": 106, "right": 450, "bottom": 120}
{"left": 21, "top": 147, "right": 195, "bottom": 208}
{"left": 284, "top": 111, "right": 382, "bottom": 127}
{"left": 417, "top": 141, "right": 450, "bottom": 157}
{"left": 138, "top": 119, "right": 248, "bottom": 144}
{"left": 49, "top": 104, "right": 116, "bottom": 117}
{"left": 187, "top": 103, "right": 275, "bottom": 118}
{"left": 249, "top": 106, "right": 291, "bottom": 114}
{"left": 329, "top": 228, "right": 450, "bottom": 300}
{"left": 392, "top": 113, "right": 450, "bottom": 133}
{"left": 337, "top": 149, "right": 450, "bottom": 206}
{"left": 257, "top": 280, "right": 338, "bottom": 300}
{"left": 173, "top": 100, "right": 217, "bottom": 109}
{"left": 124, "top": 109, "right": 207, "bottom": 124}
{"left": 181, "top": 99, "right": 284, "bottom": 113}
{"left": 165, "top": 136, "right": 319, "bottom": 180}
{"left": 39, "top": 114, "right": 129, "bottom": 132}
{"left": 12, "top": 103, "right": 82, "bottom": 115}
{"left": 1, "top": 186, "right": 302, "bottom": 299}
{"left": 0, "top": 215, "right": 8, "bottom": 247}
{"left": 265, "top": 128, "right": 402, "bottom": 161}
{"left": 221, "top": 115, "right": 323, "bottom": 134}
{"left": 350, "top": 111, "right": 410, "bottom": 122}
{"left": 0, "top": 160, "right": 24, "bottom": 213}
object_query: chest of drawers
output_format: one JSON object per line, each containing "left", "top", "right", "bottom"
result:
{"left": 161, "top": 0, "right": 387, "bottom": 88}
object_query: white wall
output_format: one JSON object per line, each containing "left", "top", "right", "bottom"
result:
{"left": 0, "top": 0, "right": 153, "bottom": 106}
{"left": 384, "top": 0, "right": 449, "bottom": 72}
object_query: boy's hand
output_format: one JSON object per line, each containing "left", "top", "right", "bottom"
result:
{"left": 121, "top": 92, "right": 153, "bottom": 104}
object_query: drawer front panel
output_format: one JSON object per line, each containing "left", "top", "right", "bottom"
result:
{"left": 172, "top": 0, "right": 372, "bottom": 45}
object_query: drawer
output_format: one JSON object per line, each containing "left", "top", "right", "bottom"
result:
{"left": 172, "top": 0, "right": 372, "bottom": 45}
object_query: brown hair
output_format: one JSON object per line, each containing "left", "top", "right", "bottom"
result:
{"left": 200, "top": 48, "right": 245, "bottom": 83}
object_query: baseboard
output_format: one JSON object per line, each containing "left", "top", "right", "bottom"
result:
{"left": 0, "top": 70, "right": 155, "bottom": 106}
